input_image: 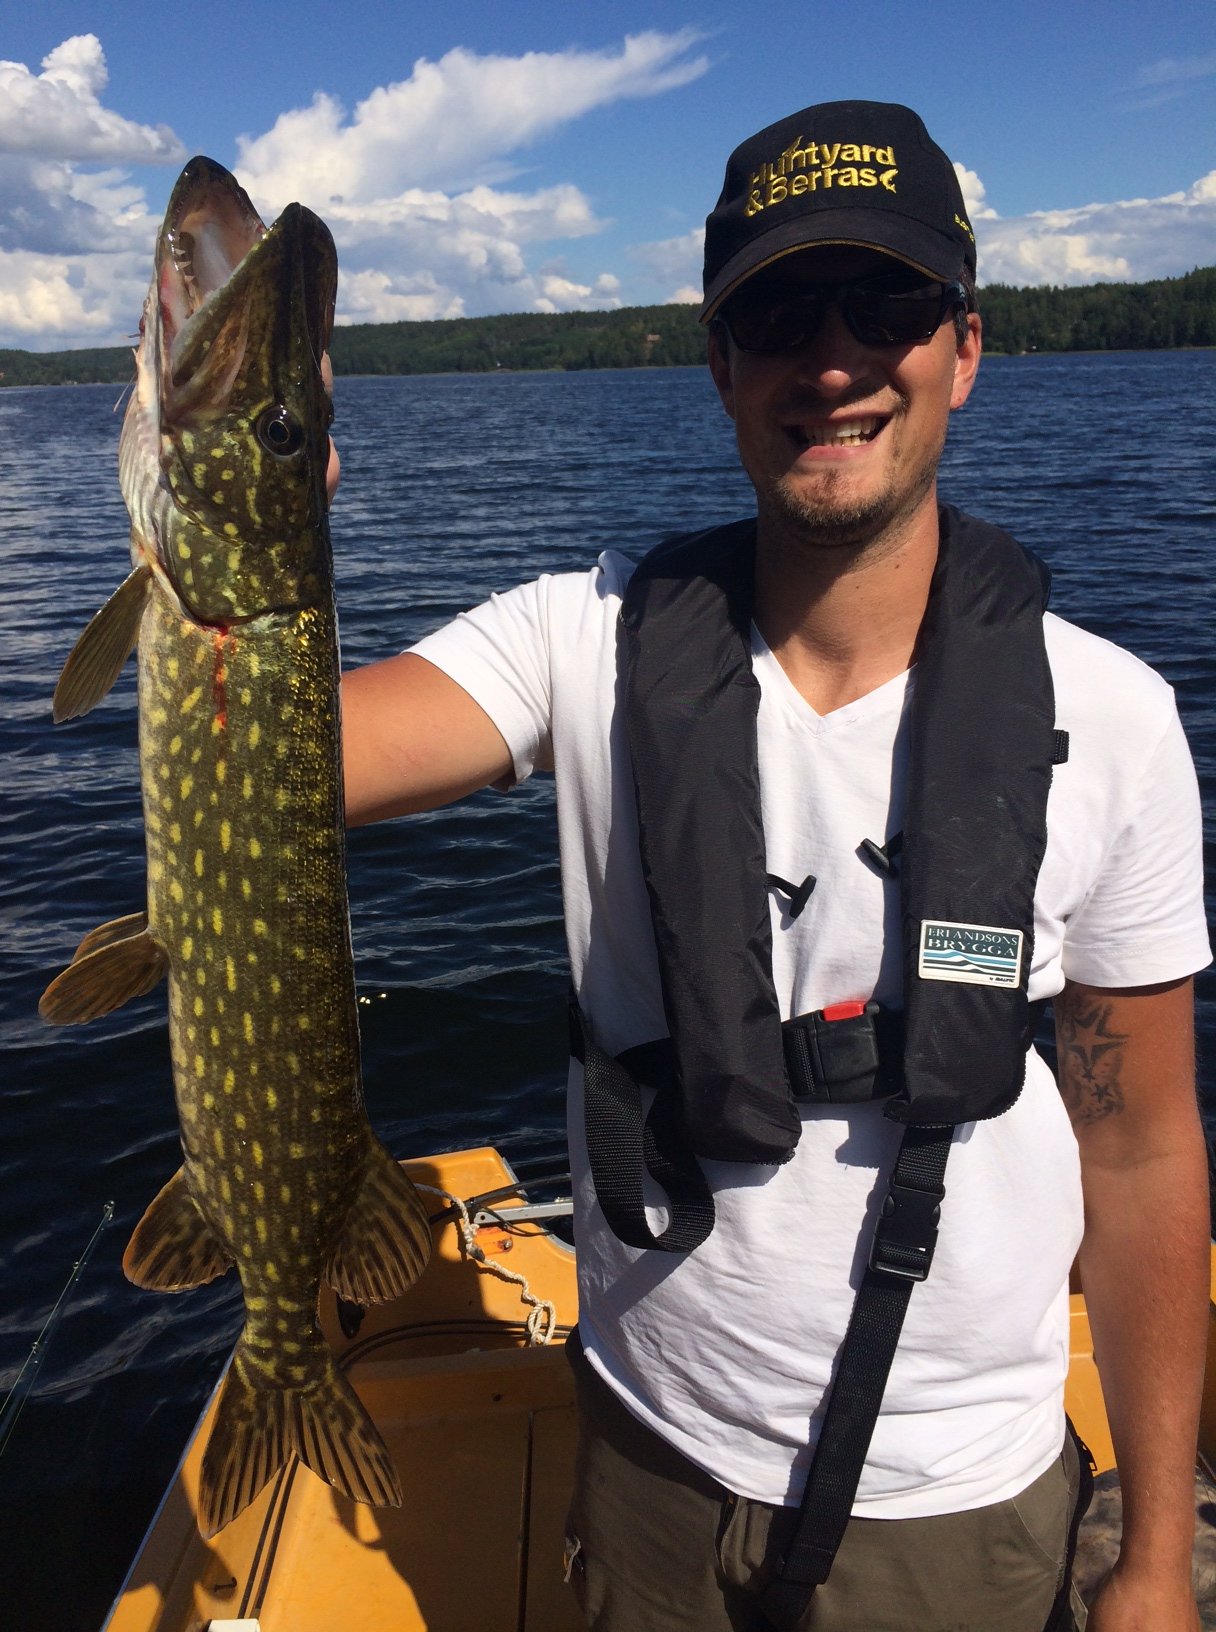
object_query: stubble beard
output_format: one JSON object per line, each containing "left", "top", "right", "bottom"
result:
{"left": 755, "top": 416, "right": 947, "bottom": 561}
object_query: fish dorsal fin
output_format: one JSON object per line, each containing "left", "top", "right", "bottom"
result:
{"left": 123, "top": 1166, "right": 234, "bottom": 1290}
{"left": 324, "top": 1141, "right": 432, "bottom": 1304}
{"left": 198, "top": 1339, "right": 402, "bottom": 1538}
{"left": 39, "top": 922, "right": 168, "bottom": 1024}
{"left": 52, "top": 563, "right": 152, "bottom": 723}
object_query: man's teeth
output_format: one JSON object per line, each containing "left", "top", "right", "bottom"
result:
{"left": 798, "top": 418, "right": 882, "bottom": 447}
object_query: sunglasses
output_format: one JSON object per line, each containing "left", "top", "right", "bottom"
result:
{"left": 717, "top": 274, "right": 966, "bottom": 354}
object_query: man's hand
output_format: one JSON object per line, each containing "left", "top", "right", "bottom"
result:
{"left": 1087, "top": 1557, "right": 1201, "bottom": 1630}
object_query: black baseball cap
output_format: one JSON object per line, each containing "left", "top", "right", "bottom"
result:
{"left": 701, "top": 100, "right": 976, "bottom": 321}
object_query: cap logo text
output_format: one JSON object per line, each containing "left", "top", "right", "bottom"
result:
{"left": 747, "top": 137, "right": 897, "bottom": 218}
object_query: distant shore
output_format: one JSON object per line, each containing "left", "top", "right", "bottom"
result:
{"left": 2, "top": 266, "right": 1212, "bottom": 388}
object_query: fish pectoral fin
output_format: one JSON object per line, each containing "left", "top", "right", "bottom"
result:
{"left": 123, "top": 1167, "right": 234, "bottom": 1291}
{"left": 39, "top": 925, "right": 168, "bottom": 1025}
{"left": 324, "top": 1140, "right": 433, "bottom": 1305}
{"left": 52, "top": 563, "right": 152, "bottom": 723}
{"left": 198, "top": 1339, "right": 401, "bottom": 1538}
{"left": 71, "top": 910, "right": 150, "bottom": 963}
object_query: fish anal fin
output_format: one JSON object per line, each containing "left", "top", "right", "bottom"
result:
{"left": 198, "top": 1340, "right": 401, "bottom": 1539}
{"left": 123, "top": 1167, "right": 234, "bottom": 1291}
{"left": 324, "top": 1141, "right": 432, "bottom": 1305}
{"left": 72, "top": 910, "right": 149, "bottom": 963}
{"left": 52, "top": 563, "right": 152, "bottom": 723}
{"left": 39, "top": 926, "right": 168, "bottom": 1024}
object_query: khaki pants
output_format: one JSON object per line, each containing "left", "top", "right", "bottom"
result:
{"left": 564, "top": 1333, "right": 1086, "bottom": 1632}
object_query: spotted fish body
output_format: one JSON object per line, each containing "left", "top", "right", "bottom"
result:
{"left": 41, "top": 157, "right": 430, "bottom": 1537}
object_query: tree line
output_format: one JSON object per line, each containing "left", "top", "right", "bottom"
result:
{"left": 2, "top": 266, "right": 1212, "bottom": 387}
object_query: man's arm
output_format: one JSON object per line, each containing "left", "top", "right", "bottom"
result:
{"left": 342, "top": 653, "right": 515, "bottom": 825}
{"left": 1057, "top": 975, "right": 1208, "bottom": 1630}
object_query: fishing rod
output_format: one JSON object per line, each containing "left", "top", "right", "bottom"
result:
{"left": 0, "top": 1200, "right": 114, "bottom": 1459}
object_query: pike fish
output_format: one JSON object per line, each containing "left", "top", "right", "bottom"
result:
{"left": 40, "top": 157, "right": 431, "bottom": 1537}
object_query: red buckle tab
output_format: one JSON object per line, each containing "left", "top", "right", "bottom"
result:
{"left": 820, "top": 1000, "right": 867, "bottom": 1022}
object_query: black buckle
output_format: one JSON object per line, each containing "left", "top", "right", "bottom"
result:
{"left": 869, "top": 1178, "right": 943, "bottom": 1282}
{"left": 784, "top": 1000, "right": 900, "bottom": 1105}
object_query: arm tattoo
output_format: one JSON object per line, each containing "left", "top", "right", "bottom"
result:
{"left": 1056, "top": 999, "right": 1131, "bottom": 1125}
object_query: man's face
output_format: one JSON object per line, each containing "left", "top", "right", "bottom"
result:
{"left": 707, "top": 247, "right": 981, "bottom": 554}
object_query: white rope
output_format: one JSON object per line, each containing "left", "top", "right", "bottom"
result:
{"left": 420, "top": 1185, "right": 557, "bottom": 1345}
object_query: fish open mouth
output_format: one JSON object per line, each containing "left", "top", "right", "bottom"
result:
{"left": 151, "top": 156, "right": 336, "bottom": 414}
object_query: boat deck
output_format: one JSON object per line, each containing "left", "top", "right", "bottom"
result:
{"left": 104, "top": 1147, "right": 1216, "bottom": 1631}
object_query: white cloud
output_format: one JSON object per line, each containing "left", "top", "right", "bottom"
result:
{"left": 628, "top": 226, "right": 705, "bottom": 304}
{"left": 969, "top": 169, "right": 1216, "bottom": 287}
{"left": 0, "top": 32, "right": 709, "bottom": 348}
{"left": 0, "top": 36, "right": 183, "bottom": 162}
{"left": 235, "top": 31, "right": 708, "bottom": 208}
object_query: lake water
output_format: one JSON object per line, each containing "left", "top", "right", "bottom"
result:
{"left": 2, "top": 354, "right": 1214, "bottom": 1629}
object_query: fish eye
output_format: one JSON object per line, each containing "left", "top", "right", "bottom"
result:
{"left": 256, "top": 406, "right": 304, "bottom": 458}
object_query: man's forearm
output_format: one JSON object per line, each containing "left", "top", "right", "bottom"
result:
{"left": 1060, "top": 977, "right": 1209, "bottom": 1592}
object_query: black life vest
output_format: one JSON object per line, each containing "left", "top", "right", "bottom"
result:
{"left": 575, "top": 505, "right": 1059, "bottom": 1249}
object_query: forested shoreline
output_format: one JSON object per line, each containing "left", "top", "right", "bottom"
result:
{"left": 2, "top": 266, "right": 1212, "bottom": 387}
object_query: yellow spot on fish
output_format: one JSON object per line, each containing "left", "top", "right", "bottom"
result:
{"left": 194, "top": 849, "right": 204, "bottom": 877}
{"left": 224, "top": 522, "right": 239, "bottom": 538}
{"left": 297, "top": 1014, "right": 311, "bottom": 1031}
{"left": 170, "top": 880, "right": 184, "bottom": 904}
{"left": 243, "top": 774, "right": 254, "bottom": 800}
{"left": 241, "top": 878, "right": 252, "bottom": 900}
{"left": 195, "top": 967, "right": 206, "bottom": 987}
{"left": 248, "top": 722, "right": 261, "bottom": 749}
{"left": 287, "top": 1052, "right": 300, "bottom": 1076}
{"left": 177, "top": 542, "right": 191, "bottom": 560}
{"left": 245, "top": 1294, "right": 266, "bottom": 1311}
{"left": 235, "top": 1112, "right": 246, "bottom": 1131}
{"left": 181, "top": 936, "right": 193, "bottom": 959}
{"left": 224, "top": 1068, "right": 236, "bottom": 1095}
{"left": 193, "top": 996, "right": 204, "bottom": 1017}
{"left": 275, "top": 789, "right": 289, "bottom": 811}
{"left": 180, "top": 775, "right": 194, "bottom": 800}
{"left": 256, "top": 1218, "right": 268, "bottom": 1244}
{"left": 269, "top": 974, "right": 281, "bottom": 997}
{"left": 253, "top": 919, "right": 267, "bottom": 937}
{"left": 279, "top": 1182, "right": 291, "bottom": 1204}
{"left": 149, "top": 859, "right": 163, "bottom": 883}
{"left": 248, "top": 838, "right": 262, "bottom": 860}
{"left": 227, "top": 549, "right": 240, "bottom": 570}
{"left": 289, "top": 1143, "right": 305, "bottom": 1160}
{"left": 150, "top": 707, "right": 168, "bottom": 726}
{"left": 181, "top": 686, "right": 203, "bottom": 713}
{"left": 252, "top": 1141, "right": 264, "bottom": 1168}
{"left": 240, "top": 688, "right": 252, "bottom": 706}
{"left": 194, "top": 1053, "right": 206, "bottom": 1077}
{"left": 220, "top": 821, "right": 231, "bottom": 852}
{"left": 212, "top": 907, "right": 223, "bottom": 935}
{"left": 169, "top": 735, "right": 182, "bottom": 756}
{"left": 215, "top": 761, "right": 227, "bottom": 788}
{"left": 243, "top": 1012, "right": 254, "bottom": 1044}
{"left": 226, "top": 956, "right": 236, "bottom": 992}
{"left": 210, "top": 1026, "right": 219, "bottom": 1046}
{"left": 202, "top": 1091, "right": 215, "bottom": 1111}
{"left": 170, "top": 822, "right": 182, "bottom": 843}
{"left": 265, "top": 1086, "right": 278, "bottom": 1111}
{"left": 265, "top": 1262, "right": 280, "bottom": 1283}
{"left": 167, "top": 657, "right": 180, "bottom": 679}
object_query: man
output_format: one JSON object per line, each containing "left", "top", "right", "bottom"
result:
{"left": 341, "top": 101, "right": 1210, "bottom": 1630}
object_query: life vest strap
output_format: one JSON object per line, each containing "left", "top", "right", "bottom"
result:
{"left": 758, "top": 1123, "right": 954, "bottom": 1628}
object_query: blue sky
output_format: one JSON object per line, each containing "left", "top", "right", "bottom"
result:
{"left": 2, "top": 1, "right": 1214, "bottom": 349}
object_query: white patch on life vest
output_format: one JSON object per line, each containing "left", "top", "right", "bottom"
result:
{"left": 918, "top": 921, "right": 1023, "bottom": 988}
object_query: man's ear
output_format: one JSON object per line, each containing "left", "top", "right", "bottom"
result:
{"left": 950, "top": 311, "right": 982, "bottom": 411}
{"left": 707, "top": 322, "right": 736, "bottom": 421}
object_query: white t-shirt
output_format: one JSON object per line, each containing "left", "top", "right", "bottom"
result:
{"left": 412, "top": 546, "right": 1210, "bottom": 1518}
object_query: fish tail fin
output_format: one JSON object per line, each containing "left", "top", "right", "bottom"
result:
{"left": 324, "top": 1140, "right": 433, "bottom": 1304}
{"left": 199, "top": 1338, "right": 401, "bottom": 1538}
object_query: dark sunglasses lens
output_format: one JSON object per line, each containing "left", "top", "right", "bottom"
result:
{"left": 846, "top": 285, "right": 950, "bottom": 345}
{"left": 725, "top": 297, "right": 825, "bottom": 353}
